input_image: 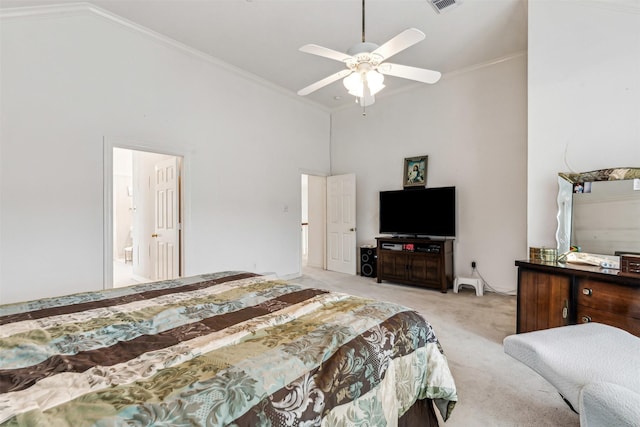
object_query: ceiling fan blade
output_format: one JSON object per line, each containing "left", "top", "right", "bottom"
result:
{"left": 298, "top": 69, "right": 353, "bottom": 96}
{"left": 371, "top": 28, "right": 425, "bottom": 61}
{"left": 378, "top": 63, "right": 441, "bottom": 84}
{"left": 299, "top": 44, "right": 353, "bottom": 63}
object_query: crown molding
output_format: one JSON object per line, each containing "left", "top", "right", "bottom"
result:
{"left": 582, "top": 0, "right": 640, "bottom": 14}
{"left": 331, "top": 50, "right": 528, "bottom": 113}
{"left": 440, "top": 50, "right": 527, "bottom": 81}
{"left": 0, "top": 2, "right": 331, "bottom": 113}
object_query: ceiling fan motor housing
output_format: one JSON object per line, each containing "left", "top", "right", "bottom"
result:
{"left": 346, "top": 42, "right": 384, "bottom": 71}
{"left": 347, "top": 42, "right": 379, "bottom": 56}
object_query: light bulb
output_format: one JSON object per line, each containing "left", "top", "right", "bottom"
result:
{"left": 343, "top": 70, "right": 385, "bottom": 97}
{"left": 365, "top": 70, "right": 385, "bottom": 95}
{"left": 343, "top": 72, "right": 364, "bottom": 97}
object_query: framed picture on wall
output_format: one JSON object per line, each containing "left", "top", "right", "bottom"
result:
{"left": 403, "top": 155, "right": 428, "bottom": 188}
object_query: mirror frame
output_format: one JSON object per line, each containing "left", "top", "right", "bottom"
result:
{"left": 556, "top": 167, "right": 640, "bottom": 255}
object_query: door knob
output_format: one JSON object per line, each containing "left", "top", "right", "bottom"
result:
{"left": 350, "top": 228, "right": 356, "bottom": 232}
{"left": 151, "top": 233, "right": 158, "bottom": 238}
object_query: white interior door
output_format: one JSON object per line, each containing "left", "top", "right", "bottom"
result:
{"left": 326, "top": 173, "right": 357, "bottom": 275}
{"left": 154, "top": 157, "right": 180, "bottom": 280}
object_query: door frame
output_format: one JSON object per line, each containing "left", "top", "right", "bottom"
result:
{"left": 103, "top": 137, "right": 189, "bottom": 289}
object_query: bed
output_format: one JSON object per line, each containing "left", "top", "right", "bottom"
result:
{"left": 0, "top": 272, "right": 457, "bottom": 426}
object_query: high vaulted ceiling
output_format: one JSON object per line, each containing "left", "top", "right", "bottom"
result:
{"left": 0, "top": 0, "right": 529, "bottom": 110}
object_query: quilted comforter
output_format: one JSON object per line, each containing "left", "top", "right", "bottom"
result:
{"left": 0, "top": 272, "right": 457, "bottom": 426}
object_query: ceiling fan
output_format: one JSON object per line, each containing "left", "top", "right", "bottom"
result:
{"left": 297, "top": 0, "right": 441, "bottom": 107}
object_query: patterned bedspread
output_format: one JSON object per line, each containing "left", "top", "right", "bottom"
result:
{"left": 0, "top": 272, "right": 457, "bottom": 426}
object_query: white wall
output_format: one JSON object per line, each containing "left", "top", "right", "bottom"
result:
{"left": 0, "top": 7, "right": 330, "bottom": 304}
{"left": 528, "top": 0, "right": 640, "bottom": 249}
{"left": 331, "top": 54, "right": 528, "bottom": 293}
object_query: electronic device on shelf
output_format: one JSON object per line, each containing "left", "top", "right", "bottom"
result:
{"left": 381, "top": 243, "right": 403, "bottom": 251}
{"left": 620, "top": 254, "right": 640, "bottom": 276}
{"left": 379, "top": 186, "right": 456, "bottom": 237}
{"left": 415, "top": 244, "right": 442, "bottom": 253}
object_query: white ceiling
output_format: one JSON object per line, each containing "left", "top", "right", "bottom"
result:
{"left": 0, "top": 0, "right": 529, "bottom": 110}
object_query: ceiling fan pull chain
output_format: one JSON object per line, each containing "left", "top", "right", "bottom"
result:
{"left": 361, "top": 0, "right": 366, "bottom": 43}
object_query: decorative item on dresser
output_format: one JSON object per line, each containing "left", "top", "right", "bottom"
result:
{"left": 620, "top": 253, "right": 640, "bottom": 277}
{"left": 515, "top": 260, "right": 640, "bottom": 337}
{"left": 377, "top": 237, "right": 454, "bottom": 292}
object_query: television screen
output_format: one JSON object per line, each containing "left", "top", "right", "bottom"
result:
{"left": 379, "top": 187, "right": 456, "bottom": 237}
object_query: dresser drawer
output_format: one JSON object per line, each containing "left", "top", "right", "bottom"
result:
{"left": 576, "top": 304, "right": 640, "bottom": 337}
{"left": 577, "top": 279, "right": 640, "bottom": 319}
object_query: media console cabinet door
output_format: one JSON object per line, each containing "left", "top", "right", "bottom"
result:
{"left": 378, "top": 251, "right": 409, "bottom": 282}
{"left": 407, "top": 255, "right": 440, "bottom": 284}
{"left": 518, "top": 270, "right": 571, "bottom": 333}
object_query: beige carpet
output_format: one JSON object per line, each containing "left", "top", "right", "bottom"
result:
{"left": 296, "top": 267, "right": 579, "bottom": 427}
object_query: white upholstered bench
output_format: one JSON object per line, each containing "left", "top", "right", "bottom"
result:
{"left": 503, "top": 323, "right": 640, "bottom": 427}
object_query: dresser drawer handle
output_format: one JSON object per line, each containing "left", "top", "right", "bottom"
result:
{"left": 581, "top": 315, "right": 592, "bottom": 323}
{"left": 582, "top": 288, "right": 593, "bottom": 296}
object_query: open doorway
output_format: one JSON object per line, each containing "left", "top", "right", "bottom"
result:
{"left": 301, "top": 173, "right": 357, "bottom": 275}
{"left": 301, "top": 174, "right": 326, "bottom": 270}
{"left": 113, "top": 147, "right": 183, "bottom": 288}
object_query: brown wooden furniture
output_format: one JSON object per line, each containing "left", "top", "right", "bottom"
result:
{"left": 376, "top": 237, "right": 453, "bottom": 292}
{"left": 517, "top": 268, "right": 571, "bottom": 332}
{"left": 515, "top": 260, "right": 640, "bottom": 337}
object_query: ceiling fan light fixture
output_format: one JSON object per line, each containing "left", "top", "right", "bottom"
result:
{"left": 366, "top": 70, "right": 385, "bottom": 95}
{"left": 357, "top": 94, "right": 376, "bottom": 107}
{"left": 343, "top": 69, "right": 385, "bottom": 99}
{"left": 297, "top": 0, "right": 440, "bottom": 109}
{"left": 343, "top": 72, "right": 361, "bottom": 95}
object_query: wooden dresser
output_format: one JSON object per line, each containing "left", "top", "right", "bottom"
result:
{"left": 515, "top": 260, "right": 640, "bottom": 337}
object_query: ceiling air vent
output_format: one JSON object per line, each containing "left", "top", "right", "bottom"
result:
{"left": 428, "top": 0, "right": 463, "bottom": 14}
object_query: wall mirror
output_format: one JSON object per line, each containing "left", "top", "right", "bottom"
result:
{"left": 556, "top": 168, "right": 640, "bottom": 256}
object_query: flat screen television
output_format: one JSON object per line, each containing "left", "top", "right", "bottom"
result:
{"left": 379, "top": 186, "right": 456, "bottom": 237}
